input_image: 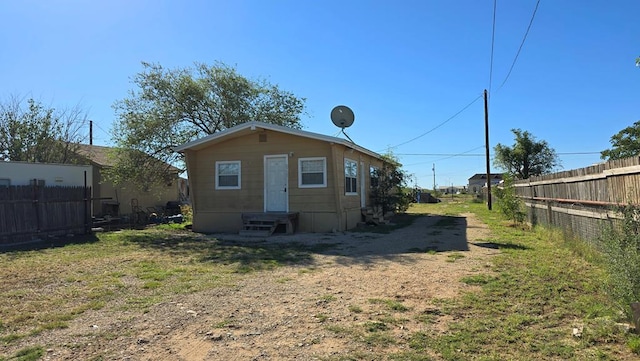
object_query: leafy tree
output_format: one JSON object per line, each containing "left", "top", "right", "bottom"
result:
{"left": 493, "top": 129, "right": 560, "bottom": 179}
{"left": 0, "top": 96, "right": 87, "bottom": 163}
{"left": 600, "top": 120, "right": 640, "bottom": 161}
{"left": 370, "top": 153, "right": 413, "bottom": 215}
{"left": 494, "top": 173, "right": 526, "bottom": 225}
{"left": 109, "top": 61, "right": 307, "bottom": 188}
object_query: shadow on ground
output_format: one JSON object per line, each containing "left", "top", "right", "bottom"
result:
{"left": 123, "top": 213, "right": 476, "bottom": 268}
{"left": 0, "top": 233, "right": 100, "bottom": 253}
{"left": 471, "top": 241, "right": 530, "bottom": 250}
{"left": 1, "top": 214, "right": 477, "bottom": 270}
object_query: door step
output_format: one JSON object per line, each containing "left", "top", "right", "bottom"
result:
{"left": 240, "top": 212, "right": 299, "bottom": 236}
{"left": 239, "top": 220, "right": 277, "bottom": 237}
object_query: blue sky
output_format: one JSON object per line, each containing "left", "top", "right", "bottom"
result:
{"left": 1, "top": 0, "right": 638, "bottom": 188}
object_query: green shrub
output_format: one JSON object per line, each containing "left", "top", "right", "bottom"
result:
{"left": 494, "top": 174, "right": 526, "bottom": 224}
{"left": 599, "top": 204, "right": 640, "bottom": 318}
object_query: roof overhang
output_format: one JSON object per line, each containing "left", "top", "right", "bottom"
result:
{"left": 174, "top": 121, "right": 385, "bottom": 161}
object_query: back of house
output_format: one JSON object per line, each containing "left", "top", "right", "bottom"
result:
{"left": 176, "top": 121, "right": 385, "bottom": 233}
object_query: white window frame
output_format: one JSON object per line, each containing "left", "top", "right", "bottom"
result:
{"left": 215, "top": 161, "right": 241, "bottom": 190}
{"left": 344, "top": 158, "right": 358, "bottom": 195}
{"left": 298, "top": 157, "right": 327, "bottom": 188}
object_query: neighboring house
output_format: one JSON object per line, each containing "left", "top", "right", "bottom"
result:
{"left": 74, "top": 144, "right": 181, "bottom": 217}
{"left": 437, "top": 185, "right": 466, "bottom": 194}
{"left": 0, "top": 161, "right": 93, "bottom": 188}
{"left": 468, "top": 173, "right": 503, "bottom": 194}
{"left": 174, "top": 121, "right": 387, "bottom": 234}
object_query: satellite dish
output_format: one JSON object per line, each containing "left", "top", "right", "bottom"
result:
{"left": 330, "top": 105, "right": 355, "bottom": 129}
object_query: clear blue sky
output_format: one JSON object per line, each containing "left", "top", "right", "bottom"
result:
{"left": 1, "top": 0, "right": 638, "bottom": 188}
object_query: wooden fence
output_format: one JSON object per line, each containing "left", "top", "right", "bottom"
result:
{"left": 513, "top": 156, "right": 640, "bottom": 242}
{"left": 0, "top": 185, "right": 91, "bottom": 245}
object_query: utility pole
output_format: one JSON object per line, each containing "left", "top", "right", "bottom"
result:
{"left": 432, "top": 163, "right": 436, "bottom": 194}
{"left": 484, "top": 89, "right": 492, "bottom": 210}
{"left": 89, "top": 120, "right": 93, "bottom": 145}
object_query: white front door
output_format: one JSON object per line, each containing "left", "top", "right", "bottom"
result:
{"left": 265, "top": 155, "right": 288, "bottom": 212}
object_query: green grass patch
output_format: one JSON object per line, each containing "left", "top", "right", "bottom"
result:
{"left": 348, "top": 304, "right": 363, "bottom": 313}
{"left": 368, "top": 298, "right": 410, "bottom": 312}
{"left": 460, "top": 274, "right": 496, "bottom": 285}
{"left": 1, "top": 346, "right": 44, "bottom": 361}
{"left": 628, "top": 335, "right": 640, "bottom": 355}
{"left": 319, "top": 294, "right": 337, "bottom": 302}
{"left": 445, "top": 252, "right": 465, "bottom": 262}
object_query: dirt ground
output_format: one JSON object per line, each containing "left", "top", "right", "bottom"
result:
{"left": 38, "top": 212, "right": 497, "bottom": 360}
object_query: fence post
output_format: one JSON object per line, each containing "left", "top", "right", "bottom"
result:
{"left": 84, "top": 171, "right": 89, "bottom": 235}
{"left": 32, "top": 179, "right": 40, "bottom": 234}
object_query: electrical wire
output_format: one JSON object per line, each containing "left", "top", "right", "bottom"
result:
{"left": 497, "top": 0, "right": 541, "bottom": 91}
{"left": 401, "top": 146, "right": 486, "bottom": 167}
{"left": 398, "top": 151, "right": 601, "bottom": 157}
{"left": 488, "top": 0, "right": 497, "bottom": 95}
{"left": 397, "top": 153, "right": 484, "bottom": 156}
{"left": 382, "top": 94, "right": 483, "bottom": 152}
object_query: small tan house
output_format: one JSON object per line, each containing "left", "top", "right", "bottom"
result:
{"left": 175, "top": 121, "right": 386, "bottom": 234}
{"left": 74, "top": 144, "right": 182, "bottom": 217}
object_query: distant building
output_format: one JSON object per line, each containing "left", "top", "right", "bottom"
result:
{"left": 468, "top": 173, "right": 503, "bottom": 194}
{"left": 0, "top": 161, "right": 93, "bottom": 188}
{"left": 437, "top": 185, "right": 466, "bottom": 194}
{"left": 74, "top": 144, "right": 181, "bottom": 217}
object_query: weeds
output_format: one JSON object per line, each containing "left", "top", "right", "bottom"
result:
{"left": 598, "top": 204, "right": 640, "bottom": 318}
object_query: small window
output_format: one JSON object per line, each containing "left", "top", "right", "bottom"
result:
{"left": 344, "top": 158, "right": 357, "bottom": 195}
{"left": 216, "top": 161, "right": 241, "bottom": 189}
{"left": 299, "top": 157, "right": 327, "bottom": 188}
{"left": 370, "top": 166, "right": 379, "bottom": 188}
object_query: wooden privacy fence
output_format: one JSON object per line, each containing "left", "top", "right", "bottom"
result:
{"left": 0, "top": 185, "right": 91, "bottom": 245}
{"left": 513, "top": 156, "right": 640, "bottom": 242}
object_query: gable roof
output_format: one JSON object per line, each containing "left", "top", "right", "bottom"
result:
{"left": 468, "top": 173, "right": 503, "bottom": 181}
{"left": 174, "top": 121, "right": 384, "bottom": 160}
{"left": 75, "top": 144, "right": 181, "bottom": 173}
{"left": 75, "top": 144, "right": 114, "bottom": 167}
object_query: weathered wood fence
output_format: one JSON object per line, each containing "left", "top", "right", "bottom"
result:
{"left": 0, "top": 185, "right": 91, "bottom": 245}
{"left": 513, "top": 156, "right": 640, "bottom": 242}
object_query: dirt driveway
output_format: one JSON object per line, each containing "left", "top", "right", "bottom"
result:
{"left": 44, "top": 212, "right": 497, "bottom": 360}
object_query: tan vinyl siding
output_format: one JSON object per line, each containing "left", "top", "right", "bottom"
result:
{"left": 183, "top": 126, "right": 386, "bottom": 233}
{"left": 193, "top": 211, "right": 243, "bottom": 233}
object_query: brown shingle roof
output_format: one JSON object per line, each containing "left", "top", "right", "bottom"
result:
{"left": 75, "top": 144, "right": 114, "bottom": 167}
{"left": 74, "top": 144, "right": 181, "bottom": 173}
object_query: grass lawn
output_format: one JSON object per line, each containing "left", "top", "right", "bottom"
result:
{"left": 403, "top": 198, "right": 640, "bottom": 360}
{"left": 1, "top": 197, "right": 639, "bottom": 360}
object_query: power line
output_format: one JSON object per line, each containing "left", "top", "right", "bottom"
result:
{"left": 433, "top": 146, "right": 486, "bottom": 162}
{"left": 400, "top": 151, "right": 601, "bottom": 158}
{"left": 382, "top": 94, "right": 483, "bottom": 152}
{"left": 488, "top": 0, "right": 497, "bottom": 95}
{"left": 497, "top": 0, "right": 541, "bottom": 91}
{"left": 397, "top": 153, "right": 484, "bottom": 157}
{"left": 400, "top": 150, "right": 601, "bottom": 169}
{"left": 402, "top": 146, "right": 486, "bottom": 167}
